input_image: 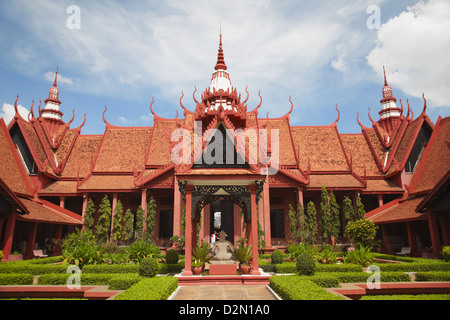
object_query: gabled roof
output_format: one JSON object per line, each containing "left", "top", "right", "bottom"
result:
{"left": 409, "top": 116, "right": 450, "bottom": 195}
{"left": 0, "top": 119, "right": 34, "bottom": 197}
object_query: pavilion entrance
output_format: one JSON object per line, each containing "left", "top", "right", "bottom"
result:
{"left": 210, "top": 200, "right": 235, "bottom": 245}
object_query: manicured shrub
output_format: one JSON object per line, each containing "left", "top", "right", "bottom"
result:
{"left": 114, "top": 276, "right": 178, "bottom": 300}
{"left": 0, "top": 263, "right": 67, "bottom": 275}
{"left": 378, "top": 261, "right": 450, "bottom": 272}
{"left": 158, "top": 261, "right": 184, "bottom": 274}
{"left": 296, "top": 253, "right": 316, "bottom": 276}
{"left": 165, "top": 249, "right": 179, "bottom": 264}
{"left": 415, "top": 271, "right": 450, "bottom": 282}
{"left": 82, "top": 264, "right": 139, "bottom": 274}
{"left": 0, "top": 273, "right": 34, "bottom": 285}
{"left": 269, "top": 276, "right": 343, "bottom": 300}
{"left": 139, "top": 257, "right": 159, "bottom": 277}
{"left": 442, "top": 246, "right": 450, "bottom": 262}
{"left": 316, "top": 263, "right": 363, "bottom": 273}
{"left": 108, "top": 274, "right": 142, "bottom": 290}
{"left": 271, "top": 250, "right": 284, "bottom": 264}
{"left": 275, "top": 262, "right": 297, "bottom": 274}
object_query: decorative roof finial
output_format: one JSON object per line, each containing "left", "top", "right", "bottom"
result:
{"left": 215, "top": 32, "right": 227, "bottom": 71}
{"left": 383, "top": 66, "right": 387, "bottom": 86}
{"left": 54, "top": 66, "right": 59, "bottom": 87}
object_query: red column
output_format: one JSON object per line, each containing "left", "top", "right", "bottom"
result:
{"left": 26, "top": 222, "right": 38, "bottom": 259}
{"left": 249, "top": 184, "right": 261, "bottom": 275}
{"left": 183, "top": 185, "right": 194, "bottom": 276}
{"left": 297, "top": 187, "right": 304, "bottom": 207}
{"left": 53, "top": 224, "right": 63, "bottom": 256}
{"left": 2, "top": 211, "right": 16, "bottom": 262}
{"left": 428, "top": 210, "right": 442, "bottom": 258}
{"left": 233, "top": 204, "right": 241, "bottom": 244}
{"left": 377, "top": 194, "right": 384, "bottom": 207}
{"left": 81, "top": 194, "right": 88, "bottom": 230}
{"left": 173, "top": 179, "right": 182, "bottom": 237}
{"left": 59, "top": 196, "right": 66, "bottom": 208}
{"left": 141, "top": 189, "right": 148, "bottom": 233}
{"left": 110, "top": 193, "right": 118, "bottom": 240}
{"left": 263, "top": 179, "right": 271, "bottom": 249}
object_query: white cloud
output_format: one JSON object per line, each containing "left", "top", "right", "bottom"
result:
{"left": 367, "top": 0, "right": 450, "bottom": 107}
{"left": 0, "top": 103, "right": 30, "bottom": 125}
{"left": 44, "top": 71, "right": 73, "bottom": 85}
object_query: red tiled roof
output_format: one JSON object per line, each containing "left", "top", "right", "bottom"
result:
{"left": 308, "top": 174, "right": 363, "bottom": 190}
{"left": 39, "top": 180, "right": 79, "bottom": 195}
{"left": 146, "top": 120, "right": 177, "bottom": 166}
{"left": 94, "top": 127, "right": 152, "bottom": 173}
{"left": 341, "top": 134, "right": 382, "bottom": 177}
{"left": 363, "top": 179, "right": 403, "bottom": 194}
{"left": 0, "top": 119, "right": 34, "bottom": 196}
{"left": 60, "top": 135, "right": 102, "bottom": 178}
{"left": 367, "top": 196, "right": 426, "bottom": 224}
{"left": 78, "top": 174, "right": 136, "bottom": 191}
{"left": 410, "top": 116, "right": 450, "bottom": 194}
{"left": 17, "top": 197, "right": 82, "bottom": 225}
{"left": 291, "top": 126, "right": 349, "bottom": 172}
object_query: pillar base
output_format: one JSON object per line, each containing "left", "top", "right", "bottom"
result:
{"left": 182, "top": 270, "right": 193, "bottom": 276}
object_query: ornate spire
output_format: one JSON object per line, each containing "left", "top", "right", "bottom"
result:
{"left": 381, "top": 66, "right": 396, "bottom": 104}
{"left": 44, "top": 66, "right": 61, "bottom": 105}
{"left": 378, "top": 66, "right": 402, "bottom": 134}
{"left": 215, "top": 34, "right": 227, "bottom": 71}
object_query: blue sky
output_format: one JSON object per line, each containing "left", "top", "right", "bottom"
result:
{"left": 0, "top": 0, "right": 449, "bottom": 134}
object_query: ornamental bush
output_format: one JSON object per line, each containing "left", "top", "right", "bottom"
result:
{"left": 165, "top": 249, "right": 179, "bottom": 264}
{"left": 139, "top": 257, "right": 159, "bottom": 277}
{"left": 296, "top": 253, "right": 316, "bottom": 276}
{"left": 271, "top": 249, "right": 284, "bottom": 264}
{"left": 345, "top": 218, "right": 378, "bottom": 248}
{"left": 115, "top": 276, "right": 178, "bottom": 300}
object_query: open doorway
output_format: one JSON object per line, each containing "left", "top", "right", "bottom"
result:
{"left": 210, "top": 200, "right": 235, "bottom": 245}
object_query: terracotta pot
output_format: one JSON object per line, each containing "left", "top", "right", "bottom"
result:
{"left": 192, "top": 267, "right": 203, "bottom": 275}
{"left": 240, "top": 265, "right": 251, "bottom": 274}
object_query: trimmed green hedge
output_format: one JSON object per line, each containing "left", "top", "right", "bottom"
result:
{"left": 0, "top": 273, "right": 34, "bottom": 285}
{"left": 158, "top": 262, "right": 184, "bottom": 274}
{"left": 81, "top": 264, "right": 139, "bottom": 274}
{"left": 378, "top": 262, "right": 450, "bottom": 272}
{"left": 269, "top": 275, "right": 343, "bottom": 300}
{"left": 0, "top": 263, "right": 67, "bottom": 275}
{"left": 114, "top": 276, "right": 178, "bottom": 300}
{"left": 415, "top": 271, "right": 450, "bottom": 282}
{"left": 262, "top": 262, "right": 363, "bottom": 274}
{"left": 308, "top": 272, "right": 411, "bottom": 288}
{"left": 37, "top": 273, "right": 141, "bottom": 290}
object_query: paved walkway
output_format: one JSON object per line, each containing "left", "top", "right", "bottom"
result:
{"left": 171, "top": 285, "right": 278, "bottom": 300}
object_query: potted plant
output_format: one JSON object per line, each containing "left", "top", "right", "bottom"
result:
{"left": 234, "top": 244, "right": 252, "bottom": 274}
{"left": 192, "top": 259, "right": 203, "bottom": 275}
{"left": 192, "top": 242, "right": 212, "bottom": 274}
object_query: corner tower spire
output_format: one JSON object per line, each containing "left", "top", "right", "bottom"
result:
{"left": 378, "top": 66, "right": 402, "bottom": 133}
{"left": 41, "top": 67, "right": 64, "bottom": 136}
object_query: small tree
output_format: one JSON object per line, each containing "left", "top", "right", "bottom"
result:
{"left": 123, "top": 208, "right": 134, "bottom": 244}
{"left": 144, "top": 195, "right": 157, "bottom": 242}
{"left": 135, "top": 205, "right": 144, "bottom": 240}
{"left": 288, "top": 203, "right": 305, "bottom": 243}
{"left": 83, "top": 198, "right": 96, "bottom": 232}
{"left": 320, "top": 186, "right": 331, "bottom": 242}
{"left": 305, "top": 201, "right": 318, "bottom": 245}
{"left": 356, "top": 195, "right": 366, "bottom": 220}
{"left": 112, "top": 199, "right": 124, "bottom": 243}
{"left": 329, "top": 191, "right": 341, "bottom": 241}
{"left": 342, "top": 196, "right": 355, "bottom": 224}
{"left": 96, "top": 195, "right": 112, "bottom": 243}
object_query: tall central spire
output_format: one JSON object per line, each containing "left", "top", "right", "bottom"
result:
{"left": 215, "top": 34, "right": 227, "bottom": 71}
{"left": 210, "top": 33, "right": 232, "bottom": 96}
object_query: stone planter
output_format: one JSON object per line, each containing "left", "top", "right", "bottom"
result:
{"left": 240, "top": 265, "right": 251, "bottom": 274}
{"left": 192, "top": 267, "right": 203, "bottom": 275}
